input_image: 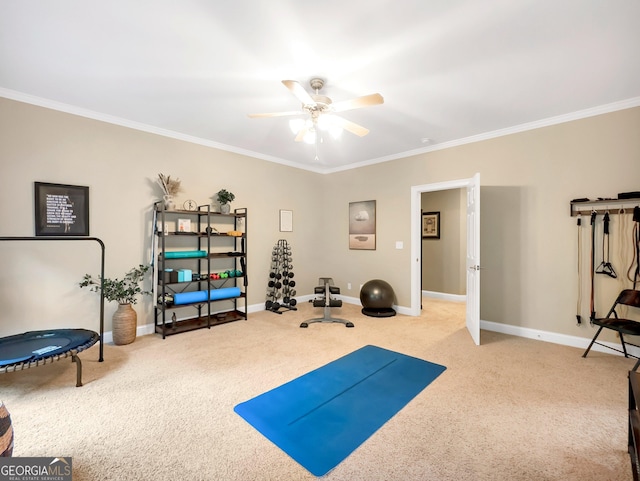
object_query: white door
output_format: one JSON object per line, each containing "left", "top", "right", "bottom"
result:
{"left": 465, "top": 173, "right": 481, "bottom": 345}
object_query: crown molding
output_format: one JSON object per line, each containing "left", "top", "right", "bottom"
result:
{"left": 2, "top": 87, "right": 639, "bottom": 175}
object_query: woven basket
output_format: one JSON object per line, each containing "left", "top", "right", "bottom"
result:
{"left": 0, "top": 401, "right": 13, "bottom": 457}
{"left": 112, "top": 303, "right": 137, "bottom": 345}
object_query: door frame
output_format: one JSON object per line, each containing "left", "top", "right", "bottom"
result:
{"left": 410, "top": 177, "right": 477, "bottom": 316}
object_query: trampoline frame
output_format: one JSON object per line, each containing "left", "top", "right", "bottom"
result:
{"left": 0, "top": 236, "right": 105, "bottom": 386}
{"left": 0, "top": 330, "right": 99, "bottom": 387}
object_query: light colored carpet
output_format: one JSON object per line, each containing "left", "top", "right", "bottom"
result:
{"left": 0, "top": 299, "right": 634, "bottom": 480}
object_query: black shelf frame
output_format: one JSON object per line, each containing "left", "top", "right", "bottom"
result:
{"left": 153, "top": 204, "right": 247, "bottom": 338}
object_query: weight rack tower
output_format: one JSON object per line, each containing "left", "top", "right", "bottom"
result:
{"left": 265, "top": 239, "right": 297, "bottom": 314}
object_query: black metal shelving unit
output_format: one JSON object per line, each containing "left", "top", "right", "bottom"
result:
{"left": 153, "top": 204, "right": 247, "bottom": 338}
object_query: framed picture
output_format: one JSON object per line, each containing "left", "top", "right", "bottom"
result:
{"left": 349, "top": 200, "right": 376, "bottom": 250}
{"left": 177, "top": 219, "right": 191, "bottom": 233}
{"left": 422, "top": 211, "right": 440, "bottom": 239}
{"left": 34, "top": 182, "right": 89, "bottom": 236}
{"left": 279, "top": 210, "right": 293, "bottom": 232}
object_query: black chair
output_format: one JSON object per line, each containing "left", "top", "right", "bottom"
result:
{"left": 582, "top": 289, "right": 640, "bottom": 368}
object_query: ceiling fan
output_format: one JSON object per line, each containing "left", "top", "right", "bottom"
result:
{"left": 248, "top": 78, "right": 384, "bottom": 143}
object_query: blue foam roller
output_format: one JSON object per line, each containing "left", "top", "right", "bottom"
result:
{"left": 208, "top": 287, "right": 241, "bottom": 300}
{"left": 173, "top": 287, "right": 241, "bottom": 305}
{"left": 173, "top": 291, "right": 207, "bottom": 304}
{"left": 164, "top": 250, "right": 207, "bottom": 259}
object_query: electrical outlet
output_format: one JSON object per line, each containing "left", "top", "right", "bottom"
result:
{"left": 347, "top": 283, "right": 352, "bottom": 290}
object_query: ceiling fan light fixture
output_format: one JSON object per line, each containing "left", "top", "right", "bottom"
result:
{"left": 249, "top": 78, "right": 383, "bottom": 146}
{"left": 289, "top": 118, "right": 306, "bottom": 134}
{"left": 317, "top": 114, "right": 343, "bottom": 139}
{"left": 303, "top": 129, "right": 316, "bottom": 144}
{"left": 316, "top": 114, "right": 332, "bottom": 130}
{"left": 329, "top": 125, "right": 343, "bottom": 140}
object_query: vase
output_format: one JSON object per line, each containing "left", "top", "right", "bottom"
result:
{"left": 0, "top": 401, "right": 13, "bottom": 457}
{"left": 163, "top": 194, "right": 176, "bottom": 211}
{"left": 112, "top": 303, "right": 137, "bottom": 345}
{"left": 220, "top": 203, "right": 231, "bottom": 214}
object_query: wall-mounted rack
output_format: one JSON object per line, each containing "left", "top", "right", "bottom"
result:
{"left": 570, "top": 198, "right": 640, "bottom": 217}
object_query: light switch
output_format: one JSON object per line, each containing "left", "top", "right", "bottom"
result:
{"left": 395, "top": 241, "right": 403, "bottom": 249}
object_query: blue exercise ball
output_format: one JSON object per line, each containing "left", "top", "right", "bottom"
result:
{"left": 360, "top": 279, "right": 395, "bottom": 309}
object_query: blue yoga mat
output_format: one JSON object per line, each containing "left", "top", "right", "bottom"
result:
{"left": 234, "top": 345, "right": 446, "bottom": 476}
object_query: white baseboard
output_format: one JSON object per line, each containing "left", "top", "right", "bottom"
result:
{"left": 128, "top": 295, "right": 631, "bottom": 360}
{"left": 480, "top": 319, "right": 640, "bottom": 358}
{"left": 422, "top": 290, "right": 467, "bottom": 302}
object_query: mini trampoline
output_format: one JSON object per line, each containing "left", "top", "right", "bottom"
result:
{"left": 0, "top": 236, "right": 106, "bottom": 387}
{"left": 0, "top": 329, "right": 99, "bottom": 387}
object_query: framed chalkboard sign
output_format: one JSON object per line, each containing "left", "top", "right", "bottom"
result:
{"left": 34, "top": 182, "right": 90, "bottom": 236}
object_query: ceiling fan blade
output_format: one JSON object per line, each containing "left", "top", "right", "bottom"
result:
{"left": 330, "top": 115, "right": 370, "bottom": 137}
{"left": 282, "top": 80, "right": 315, "bottom": 105}
{"left": 294, "top": 126, "right": 309, "bottom": 142}
{"left": 332, "top": 93, "right": 384, "bottom": 113}
{"left": 248, "top": 111, "right": 302, "bottom": 118}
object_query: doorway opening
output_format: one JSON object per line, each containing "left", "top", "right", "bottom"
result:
{"left": 420, "top": 188, "right": 466, "bottom": 302}
{"left": 410, "top": 174, "right": 481, "bottom": 344}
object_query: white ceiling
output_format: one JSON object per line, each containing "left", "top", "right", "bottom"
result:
{"left": 1, "top": 1, "right": 639, "bottom": 173}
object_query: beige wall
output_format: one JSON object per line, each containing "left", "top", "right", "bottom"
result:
{"left": 315, "top": 107, "right": 640, "bottom": 341}
{"left": 1, "top": 97, "right": 639, "bottom": 343}
{"left": 0, "top": 98, "right": 325, "bottom": 336}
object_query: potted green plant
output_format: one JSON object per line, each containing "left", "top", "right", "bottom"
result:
{"left": 79, "top": 265, "right": 150, "bottom": 345}
{"left": 216, "top": 189, "right": 235, "bottom": 214}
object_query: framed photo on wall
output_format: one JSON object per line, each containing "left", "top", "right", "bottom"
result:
{"left": 34, "top": 182, "right": 90, "bottom": 236}
{"left": 279, "top": 209, "right": 293, "bottom": 232}
{"left": 422, "top": 211, "right": 440, "bottom": 239}
{"left": 349, "top": 200, "right": 376, "bottom": 250}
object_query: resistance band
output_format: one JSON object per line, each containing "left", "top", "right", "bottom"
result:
{"left": 628, "top": 206, "right": 640, "bottom": 289}
{"left": 589, "top": 211, "right": 597, "bottom": 322}
{"left": 576, "top": 216, "right": 582, "bottom": 325}
{"left": 596, "top": 212, "right": 617, "bottom": 278}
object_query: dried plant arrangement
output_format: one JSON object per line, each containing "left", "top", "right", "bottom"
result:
{"left": 157, "top": 173, "right": 182, "bottom": 196}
